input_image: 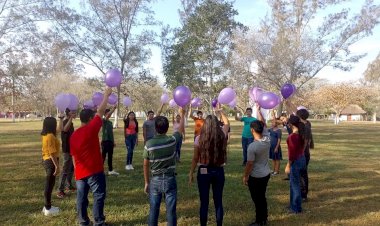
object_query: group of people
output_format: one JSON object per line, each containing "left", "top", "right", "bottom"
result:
{"left": 40, "top": 87, "right": 313, "bottom": 226}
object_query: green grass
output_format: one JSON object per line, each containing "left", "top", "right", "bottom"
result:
{"left": 1, "top": 119, "right": 380, "bottom": 225}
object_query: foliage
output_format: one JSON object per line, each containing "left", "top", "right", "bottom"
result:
{"left": 232, "top": 0, "right": 380, "bottom": 90}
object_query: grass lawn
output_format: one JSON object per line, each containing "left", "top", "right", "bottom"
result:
{"left": 0, "top": 118, "right": 379, "bottom": 226}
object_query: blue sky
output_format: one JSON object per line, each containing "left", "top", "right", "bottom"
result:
{"left": 85, "top": 0, "right": 380, "bottom": 83}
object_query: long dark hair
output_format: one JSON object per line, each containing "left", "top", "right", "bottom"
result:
{"left": 41, "top": 117, "right": 57, "bottom": 136}
{"left": 124, "top": 111, "right": 138, "bottom": 133}
{"left": 288, "top": 115, "right": 310, "bottom": 145}
{"left": 198, "top": 115, "right": 227, "bottom": 166}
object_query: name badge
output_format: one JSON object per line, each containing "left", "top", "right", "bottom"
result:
{"left": 200, "top": 168, "right": 208, "bottom": 174}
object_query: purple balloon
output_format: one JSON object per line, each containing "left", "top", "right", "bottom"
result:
{"left": 105, "top": 69, "right": 122, "bottom": 87}
{"left": 169, "top": 99, "right": 177, "bottom": 108}
{"left": 83, "top": 100, "right": 95, "bottom": 109}
{"left": 161, "top": 93, "right": 170, "bottom": 104}
{"left": 257, "top": 92, "right": 281, "bottom": 109}
{"left": 281, "top": 83, "right": 296, "bottom": 99}
{"left": 218, "top": 87, "right": 236, "bottom": 104}
{"left": 173, "top": 86, "right": 192, "bottom": 107}
{"left": 250, "top": 87, "right": 264, "bottom": 102}
{"left": 108, "top": 93, "right": 118, "bottom": 105}
{"left": 191, "top": 97, "right": 201, "bottom": 107}
{"left": 55, "top": 93, "right": 70, "bottom": 112}
{"left": 92, "top": 92, "right": 104, "bottom": 106}
{"left": 123, "top": 96, "right": 132, "bottom": 107}
{"left": 67, "top": 94, "right": 79, "bottom": 110}
{"left": 228, "top": 98, "right": 237, "bottom": 108}
{"left": 211, "top": 98, "right": 218, "bottom": 108}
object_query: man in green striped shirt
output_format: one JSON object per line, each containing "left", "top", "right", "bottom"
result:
{"left": 143, "top": 108, "right": 185, "bottom": 226}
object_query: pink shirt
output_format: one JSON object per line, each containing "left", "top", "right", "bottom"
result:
{"left": 125, "top": 121, "right": 137, "bottom": 135}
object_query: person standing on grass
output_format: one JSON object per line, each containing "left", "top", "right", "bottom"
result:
{"left": 102, "top": 106, "right": 118, "bottom": 176}
{"left": 41, "top": 116, "right": 63, "bottom": 216}
{"left": 268, "top": 118, "right": 283, "bottom": 176}
{"left": 234, "top": 106, "right": 264, "bottom": 166}
{"left": 243, "top": 120, "right": 271, "bottom": 226}
{"left": 188, "top": 106, "right": 205, "bottom": 141}
{"left": 70, "top": 87, "right": 112, "bottom": 226}
{"left": 172, "top": 111, "right": 185, "bottom": 163}
{"left": 189, "top": 105, "right": 230, "bottom": 226}
{"left": 143, "top": 104, "right": 164, "bottom": 145}
{"left": 285, "top": 115, "right": 308, "bottom": 214}
{"left": 143, "top": 107, "right": 185, "bottom": 226}
{"left": 296, "top": 109, "right": 314, "bottom": 202}
{"left": 57, "top": 108, "right": 76, "bottom": 199}
{"left": 124, "top": 111, "right": 139, "bottom": 170}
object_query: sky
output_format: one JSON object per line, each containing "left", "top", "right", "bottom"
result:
{"left": 85, "top": 0, "right": 380, "bottom": 84}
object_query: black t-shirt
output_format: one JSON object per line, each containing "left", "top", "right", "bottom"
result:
{"left": 61, "top": 119, "right": 74, "bottom": 153}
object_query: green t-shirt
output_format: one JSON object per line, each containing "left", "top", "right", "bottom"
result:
{"left": 102, "top": 119, "right": 114, "bottom": 142}
{"left": 143, "top": 132, "right": 181, "bottom": 176}
{"left": 241, "top": 116, "right": 257, "bottom": 138}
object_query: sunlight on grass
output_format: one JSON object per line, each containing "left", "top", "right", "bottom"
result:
{"left": 0, "top": 120, "right": 379, "bottom": 225}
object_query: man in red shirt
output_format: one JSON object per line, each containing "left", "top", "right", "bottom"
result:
{"left": 70, "top": 87, "right": 112, "bottom": 226}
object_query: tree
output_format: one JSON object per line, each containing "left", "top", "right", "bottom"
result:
{"left": 233, "top": 0, "right": 380, "bottom": 96}
{"left": 308, "top": 83, "right": 374, "bottom": 124}
{"left": 42, "top": 0, "right": 158, "bottom": 127}
{"left": 363, "top": 52, "right": 380, "bottom": 121}
{"left": 162, "top": 0, "right": 243, "bottom": 110}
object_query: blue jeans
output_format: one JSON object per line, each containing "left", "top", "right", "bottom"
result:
{"left": 175, "top": 134, "right": 183, "bottom": 161}
{"left": 148, "top": 175, "right": 177, "bottom": 226}
{"left": 76, "top": 172, "right": 106, "bottom": 226}
{"left": 197, "top": 166, "right": 225, "bottom": 226}
{"left": 125, "top": 134, "right": 137, "bottom": 165}
{"left": 242, "top": 137, "right": 254, "bottom": 164}
{"left": 290, "top": 155, "right": 306, "bottom": 213}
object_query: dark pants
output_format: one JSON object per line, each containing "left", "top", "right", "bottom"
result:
{"left": 300, "top": 151, "right": 310, "bottom": 199}
{"left": 148, "top": 175, "right": 177, "bottom": 226}
{"left": 197, "top": 166, "right": 225, "bottom": 226}
{"left": 248, "top": 174, "right": 270, "bottom": 223}
{"left": 76, "top": 172, "right": 106, "bottom": 226}
{"left": 175, "top": 134, "right": 183, "bottom": 161}
{"left": 242, "top": 137, "right": 254, "bottom": 164}
{"left": 43, "top": 159, "right": 56, "bottom": 209}
{"left": 102, "top": 140, "right": 114, "bottom": 171}
{"left": 58, "top": 152, "right": 74, "bottom": 191}
{"left": 125, "top": 134, "right": 137, "bottom": 165}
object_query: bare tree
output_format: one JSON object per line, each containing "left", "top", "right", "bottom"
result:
{"left": 42, "top": 0, "right": 158, "bottom": 127}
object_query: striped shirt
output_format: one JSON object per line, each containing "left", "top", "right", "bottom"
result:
{"left": 143, "top": 132, "right": 180, "bottom": 176}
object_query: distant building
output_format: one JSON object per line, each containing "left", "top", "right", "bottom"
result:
{"left": 339, "top": 105, "right": 367, "bottom": 121}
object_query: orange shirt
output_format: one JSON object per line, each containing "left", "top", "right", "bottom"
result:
{"left": 194, "top": 118, "right": 205, "bottom": 136}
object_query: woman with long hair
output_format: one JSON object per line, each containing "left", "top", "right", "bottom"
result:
{"left": 41, "top": 116, "right": 62, "bottom": 216}
{"left": 124, "top": 111, "right": 139, "bottom": 170}
{"left": 189, "top": 106, "right": 230, "bottom": 226}
{"left": 285, "top": 115, "right": 309, "bottom": 213}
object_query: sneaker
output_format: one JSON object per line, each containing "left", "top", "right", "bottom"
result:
{"left": 42, "top": 206, "right": 60, "bottom": 216}
{"left": 271, "top": 172, "right": 279, "bottom": 176}
{"left": 66, "top": 186, "right": 76, "bottom": 193}
{"left": 125, "top": 165, "right": 130, "bottom": 170}
{"left": 56, "top": 191, "right": 65, "bottom": 198}
{"left": 108, "top": 170, "right": 119, "bottom": 176}
{"left": 129, "top": 165, "right": 134, "bottom": 170}
{"left": 302, "top": 197, "right": 308, "bottom": 202}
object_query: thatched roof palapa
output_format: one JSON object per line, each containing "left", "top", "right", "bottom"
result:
{"left": 340, "top": 105, "right": 366, "bottom": 115}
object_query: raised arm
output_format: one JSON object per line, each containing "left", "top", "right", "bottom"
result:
{"left": 105, "top": 105, "right": 117, "bottom": 120}
{"left": 256, "top": 105, "right": 264, "bottom": 122}
{"left": 234, "top": 107, "right": 242, "bottom": 121}
{"left": 217, "top": 104, "right": 230, "bottom": 137}
{"left": 156, "top": 103, "right": 165, "bottom": 117}
{"left": 96, "top": 87, "right": 112, "bottom": 118}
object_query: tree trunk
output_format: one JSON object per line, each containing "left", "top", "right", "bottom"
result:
{"left": 373, "top": 112, "right": 377, "bottom": 123}
{"left": 12, "top": 77, "right": 15, "bottom": 123}
{"left": 113, "top": 86, "right": 121, "bottom": 128}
